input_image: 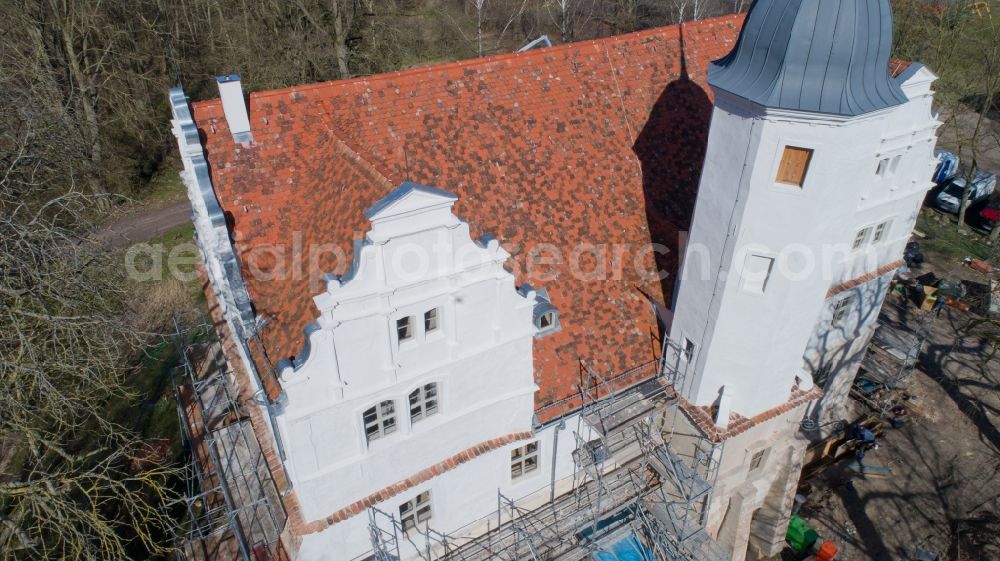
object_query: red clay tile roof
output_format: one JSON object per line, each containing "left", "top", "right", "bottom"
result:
{"left": 190, "top": 14, "right": 744, "bottom": 422}
{"left": 889, "top": 59, "right": 913, "bottom": 78}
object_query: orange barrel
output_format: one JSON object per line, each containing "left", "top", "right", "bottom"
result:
{"left": 816, "top": 540, "right": 838, "bottom": 561}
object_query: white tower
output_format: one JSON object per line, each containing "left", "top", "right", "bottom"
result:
{"left": 669, "top": 0, "right": 939, "bottom": 422}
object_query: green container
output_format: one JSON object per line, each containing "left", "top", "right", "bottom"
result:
{"left": 786, "top": 515, "right": 819, "bottom": 553}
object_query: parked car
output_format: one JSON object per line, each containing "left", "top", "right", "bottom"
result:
{"left": 933, "top": 150, "right": 960, "bottom": 185}
{"left": 933, "top": 170, "right": 997, "bottom": 214}
{"left": 981, "top": 191, "right": 1000, "bottom": 231}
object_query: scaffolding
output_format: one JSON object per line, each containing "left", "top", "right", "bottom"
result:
{"left": 366, "top": 341, "right": 728, "bottom": 561}
{"left": 169, "top": 323, "right": 288, "bottom": 561}
{"left": 858, "top": 318, "right": 922, "bottom": 390}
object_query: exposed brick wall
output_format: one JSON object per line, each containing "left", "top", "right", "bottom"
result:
{"left": 678, "top": 385, "right": 823, "bottom": 442}
{"left": 298, "top": 431, "right": 536, "bottom": 535}
{"left": 826, "top": 260, "right": 903, "bottom": 298}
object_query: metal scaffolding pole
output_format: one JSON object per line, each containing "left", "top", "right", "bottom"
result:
{"left": 167, "top": 320, "right": 288, "bottom": 561}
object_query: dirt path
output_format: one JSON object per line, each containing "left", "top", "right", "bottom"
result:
{"left": 95, "top": 200, "right": 191, "bottom": 249}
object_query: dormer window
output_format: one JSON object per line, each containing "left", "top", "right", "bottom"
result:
{"left": 539, "top": 312, "right": 554, "bottom": 329}
{"left": 397, "top": 316, "right": 413, "bottom": 341}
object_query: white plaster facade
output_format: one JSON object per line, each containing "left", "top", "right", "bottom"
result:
{"left": 169, "top": 18, "right": 942, "bottom": 561}
{"left": 272, "top": 184, "right": 585, "bottom": 560}
{"left": 663, "top": 64, "right": 940, "bottom": 561}
{"left": 669, "top": 65, "right": 940, "bottom": 419}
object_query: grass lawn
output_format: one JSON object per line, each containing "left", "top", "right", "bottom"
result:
{"left": 141, "top": 167, "right": 186, "bottom": 205}
{"left": 915, "top": 208, "right": 999, "bottom": 266}
{"left": 113, "top": 222, "right": 207, "bottom": 462}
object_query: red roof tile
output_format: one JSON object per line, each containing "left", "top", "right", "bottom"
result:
{"left": 190, "top": 15, "right": 745, "bottom": 422}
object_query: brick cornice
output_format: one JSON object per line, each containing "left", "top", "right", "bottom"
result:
{"left": 826, "top": 259, "right": 903, "bottom": 298}
{"left": 297, "top": 431, "right": 536, "bottom": 535}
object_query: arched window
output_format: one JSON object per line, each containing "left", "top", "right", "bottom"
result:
{"left": 409, "top": 383, "right": 439, "bottom": 423}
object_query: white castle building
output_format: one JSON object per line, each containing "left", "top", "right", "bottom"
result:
{"left": 168, "top": 1, "right": 939, "bottom": 560}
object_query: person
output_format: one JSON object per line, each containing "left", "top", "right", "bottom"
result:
{"left": 846, "top": 424, "right": 875, "bottom": 443}
{"left": 855, "top": 438, "right": 879, "bottom": 465}
{"left": 933, "top": 294, "right": 947, "bottom": 317}
{"left": 847, "top": 425, "right": 878, "bottom": 465}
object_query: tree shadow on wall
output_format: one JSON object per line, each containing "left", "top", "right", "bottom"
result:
{"left": 633, "top": 25, "right": 713, "bottom": 312}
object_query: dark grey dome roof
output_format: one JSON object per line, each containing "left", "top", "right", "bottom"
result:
{"left": 708, "top": 0, "right": 908, "bottom": 117}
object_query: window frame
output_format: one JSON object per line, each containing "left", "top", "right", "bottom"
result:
{"left": 399, "top": 491, "right": 432, "bottom": 533}
{"left": 363, "top": 400, "right": 397, "bottom": 443}
{"left": 852, "top": 227, "right": 872, "bottom": 250}
{"left": 423, "top": 308, "right": 440, "bottom": 334}
{"left": 876, "top": 157, "right": 890, "bottom": 177}
{"left": 749, "top": 448, "right": 767, "bottom": 471}
{"left": 832, "top": 297, "right": 852, "bottom": 327}
{"left": 814, "top": 363, "right": 833, "bottom": 387}
{"left": 510, "top": 441, "right": 540, "bottom": 480}
{"left": 872, "top": 220, "right": 890, "bottom": 243}
{"left": 539, "top": 311, "right": 554, "bottom": 329}
{"left": 408, "top": 383, "right": 439, "bottom": 424}
{"left": 397, "top": 316, "right": 414, "bottom": 342}
{"left": 683, "top": 338, "right": 696, "bottom": 362}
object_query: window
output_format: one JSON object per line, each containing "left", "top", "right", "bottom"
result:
{"left": 890, "top": 155, "right": 902, "bottom": 174}
{"left": 814, "top": 363, "right": 833, "bottom": 387}
{"left": 852, "top": 227, "right": 872, "bottom": 250}
{"left": 424, "top": 308, "right": 439, "bottom": 333}
{"left": 399, "top": 491, "right": 432, "bottom": 532}
{"left": 749, "top": 449, "right": 767, "bottom": 471}
{"left": 876, "top": 157, "right": 890, "bottom": 177}
{"left": 775, "top": 146, "right": 813, "bottom": 187}
{"left": 397, "top": 316, "right": 413, "bottom": 342}
{"left": 363, "top": 400, "right": 397, "bottom": 443}
{"left": 832, "top": 297, "right": 852, "bottom": 326}
{"left": 741, "top": 254, "right": 774, "bottom": 293}
{"left": 511, "top": 442, "right": 540, "bottom": 479}
{"left": 408, "top": 383, "right": 439, "bottom": 423}
{"left": 683, "top": 338, "right": 696, "bottom": 361}
{"left": 872, "top": 221, "right": 890, "bottom": 243}
{"left": 539, "top": 311, "right": 554, "bottom": 329}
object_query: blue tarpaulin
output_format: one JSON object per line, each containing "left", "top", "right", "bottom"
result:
{"left": 593, "top": 533, "right": 654, "bottom": 561}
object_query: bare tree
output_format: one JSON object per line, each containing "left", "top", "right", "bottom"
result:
{"left": 894, "top": 1, "right": 1000, "bottom": 238}
{"left": 0, "top": 69, "right": 178, "bottom": 561}
{"left": 545, "top": 0, "right": 596, "bottom": 41}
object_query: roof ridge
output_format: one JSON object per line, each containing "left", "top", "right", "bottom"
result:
{"left": 191, "top": 13, "right": 744, "bottom": 110}
{"left": 328, "top": 134, "right": 398, "bottom": 189}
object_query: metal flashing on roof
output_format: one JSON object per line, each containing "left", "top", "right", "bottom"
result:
{"left": 363, "top": 181, "right": 458, "bottom": 221}
{"left": 708, "top": 0, "right": 908, "bottom": 117}
{"left": 893, "top": 62, "right": 930, "bottom": 86}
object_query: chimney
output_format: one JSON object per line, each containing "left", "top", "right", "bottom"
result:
{"left": 216, "top": 74, "right": 252, "bottom": 143}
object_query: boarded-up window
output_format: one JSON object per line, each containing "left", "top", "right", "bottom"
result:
{"left": 776, "top": 146, "right": 813, "bottom": 186}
